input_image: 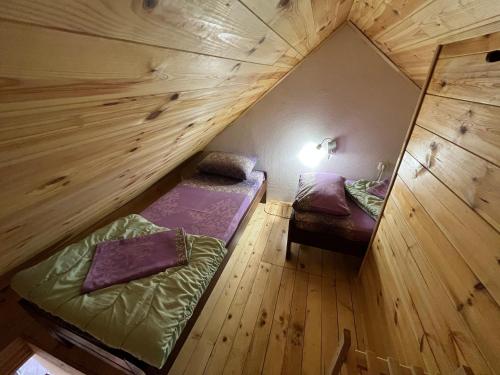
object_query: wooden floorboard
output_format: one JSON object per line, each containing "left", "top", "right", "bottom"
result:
{"left": 170, "top": 201, "right": 363, "bottom": 375}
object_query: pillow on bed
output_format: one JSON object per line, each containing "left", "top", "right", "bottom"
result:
{"left": 198, "top": 151, "right": 256, "bottom": 180}
{"left": 367, "top": 178, "right": 390, "bottom": 198}
{"left": 293, "top": 172, "right": 351, "bottom": 216}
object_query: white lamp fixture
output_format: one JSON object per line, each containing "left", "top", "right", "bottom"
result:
{"left": 298, "top": 142, "right": 326, "bottom": 167}
{"left": 298, "top": 137, "right": 337, "bottom": 168}
{"left": 316, "top": 137, "right": 337, "bottom": 159}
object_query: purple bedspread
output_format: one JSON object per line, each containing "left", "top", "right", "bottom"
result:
{"left": 141, "top": 171, "right": 264, "bottom": 243}
{"left": 82, "top": 229, "right": 188, "bottom": 293}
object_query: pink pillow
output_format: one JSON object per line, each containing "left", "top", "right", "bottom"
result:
{"left": 198, "top": 152, "right": 256, "bottom": 180}
{"left": 293, "top": 173, "right": 351, "bottom": 216}
{"left": 367, "top": 179, "right": 390, "bottom": 198}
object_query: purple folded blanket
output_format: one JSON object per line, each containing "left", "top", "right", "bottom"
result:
{"left": 82, "top": 228, "right": 188, "bottom": 293}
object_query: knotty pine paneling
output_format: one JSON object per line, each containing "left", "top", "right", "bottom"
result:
{"left": 0, "top": 0, "right": 290, "bottom": 66}
{"left": 0, "top": 21, "right": 288, "bottom": 110}
{"left": 416, "top": 94, "right": 500, "bottom": 166}
{"left": 0, "top": 0, "right": 350, "bottom": 276}
{"left": 349, "top": 0, "right": 500, "bottom": 86}
{"left": 241, "top": 0, "right": 351, "bottom": 55}
{"left": 358, "top": 32, "right": 500, "bottom": 373}
{"left": 429, "top": 49, "right": 500, "bottom": 106}
{"left": 406, "top": 126, "right": 499, "bottom": 231}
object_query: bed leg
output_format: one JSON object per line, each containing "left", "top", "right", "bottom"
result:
{"left": 286, "top": 239, "right": 291, "bottom": 260}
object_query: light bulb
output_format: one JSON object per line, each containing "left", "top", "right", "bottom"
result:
{"left": 298, "top": 142, "right": 326, "bottom": 167}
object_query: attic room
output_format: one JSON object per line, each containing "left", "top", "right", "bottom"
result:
{"left": 0, "top": 0, "right": 498, "bottom": 374}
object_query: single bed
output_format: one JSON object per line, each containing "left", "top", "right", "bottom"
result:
{"left": 293, "top": 197, "right": 375, "bottom": 242}
{"left": 286, "top": 176, "right": 380, "bottom": 258}
{"left": 13, "top": 169, "right": 267, "bottom": 375}
{"left": 287, "top": 196, "right": 375, "bottom": 258}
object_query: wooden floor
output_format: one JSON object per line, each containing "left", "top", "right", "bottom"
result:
{"left": 168, "top": 201, "right": 366, "bottom": 375}
{"left": 0, "top": 200, "right": 366, "bottom": 375}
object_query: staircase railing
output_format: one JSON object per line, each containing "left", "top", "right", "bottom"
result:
{"left": 328, "top": 329, "right": 474, "bottom": 375}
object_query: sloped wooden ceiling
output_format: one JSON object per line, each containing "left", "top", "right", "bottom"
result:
{"left": 349, "top": 0, "right": 500, "bottom": 86}
{"left": 0, "top": 0, "right": 352, "bottom": 276}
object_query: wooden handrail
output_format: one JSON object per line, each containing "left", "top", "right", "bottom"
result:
{"left": 329, "top": 329, "right": 474, "bottom": 375}
{"left": 328, "top": 328, "right": 351, "bottom": 375}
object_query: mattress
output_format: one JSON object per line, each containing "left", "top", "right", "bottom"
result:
{"left": 294, "top": 197, "right": 375, "bottom": 242}
{"left": 141, "top": 171, "right": 265, "bottom": 243}
{"left": 12, "top": 214, "right": 227, "bottom": 369}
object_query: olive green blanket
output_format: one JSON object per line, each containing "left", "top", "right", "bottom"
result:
{"left": 11, "top": 214, "right": 227, "bottom": 369}
{"left": 345, "top": 180, "right": 385, "bottom": 219}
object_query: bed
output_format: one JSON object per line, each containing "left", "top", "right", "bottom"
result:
{"left": 286, "top": 175, "right": 382, "bottom": 258}
{"left": 12, "top": 163, "right": 267, "bottom": 375}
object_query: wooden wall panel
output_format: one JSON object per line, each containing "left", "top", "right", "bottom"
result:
{"left": 358, "top": 32, "right": 500, "bottom": 373}
{"left": 388, "top": 177, "right": 500, "bottom": 372}
{"left": 349, "top": 0, "right": 500, "bottom": 86}
{"left": 416, "top": 95, "right": 500, "bottom": 166}
{"left": 0, "top": 0, "right": 350, "bottom": 277}
{"left": 428, "top": 49, "right": 500, "bottom": 106}
{"left": 406, "top": 126, "right": 500, "bottom": 231}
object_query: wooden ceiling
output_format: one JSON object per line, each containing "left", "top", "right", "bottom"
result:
{"left": 349, "top": 0, "right": 500, "bottom": 86}
{"left": 0, "top": 0, "right": 351, "bottom": 276}
{"left": 1, "top": 0, "right": 498, "bottom": 277}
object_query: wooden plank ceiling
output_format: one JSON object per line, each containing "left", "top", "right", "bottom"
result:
{"left": 349, "top": 0, "right": 500, "bottom": 86}
{"left": 3, "top": 0, "right": 497, "bottom": 277}
{"left": 0, "top": 0, "right": 351, "bottom": 276}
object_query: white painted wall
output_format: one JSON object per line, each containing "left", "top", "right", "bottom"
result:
{"left": 206, "top": 24, "right": 420, "bottom": 201}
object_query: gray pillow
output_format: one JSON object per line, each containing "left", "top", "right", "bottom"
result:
{"left": 198, "top": 152, "right": 257, "bottom": 180}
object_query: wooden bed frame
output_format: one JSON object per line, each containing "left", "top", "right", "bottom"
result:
{"left": 286, "top": 208, "right": 368, "bottom": 259}
{"left": 19, "top": 175, "right": 267, "bottom": 375}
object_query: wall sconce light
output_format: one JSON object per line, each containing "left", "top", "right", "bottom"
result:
{"left": 316, "top": 138, "right": 337, "bottom": 159}
{"left": 298, "top": 137, "right": 337, "bottom": 167}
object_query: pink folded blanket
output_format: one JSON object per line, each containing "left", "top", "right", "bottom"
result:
{"left": 82, "top": 228, "right": 188, "bottom": 293}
